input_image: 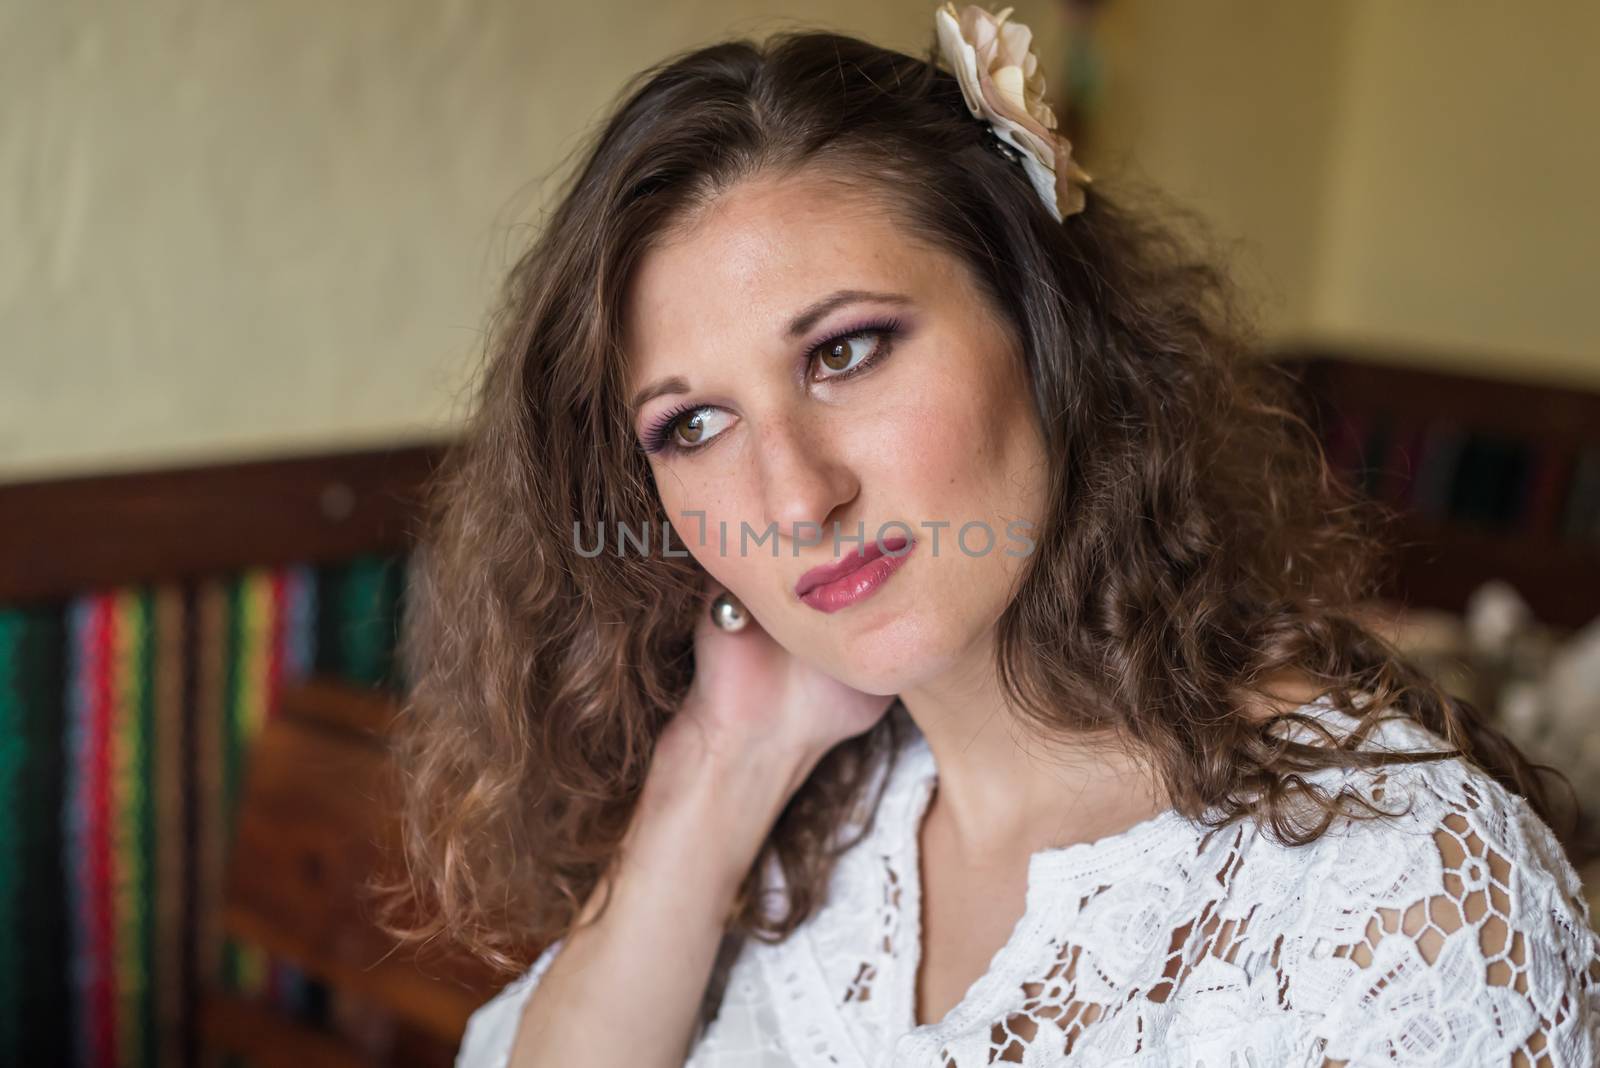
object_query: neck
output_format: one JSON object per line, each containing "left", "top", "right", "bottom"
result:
{"left": 895, "top": 641, "right": 1169, "bottom": 861}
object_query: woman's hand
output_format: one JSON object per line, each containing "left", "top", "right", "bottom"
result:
{"left": 507, "top": 575, "right": 883, "bottom": 1068}
{"left": 649, "top": 576, "right": 896, "bottom": 813}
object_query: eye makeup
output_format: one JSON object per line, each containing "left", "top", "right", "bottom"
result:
{"left": 637, "top": 315, "right": 906, "bottom": 457}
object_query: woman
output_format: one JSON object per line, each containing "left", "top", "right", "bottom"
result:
{"left": 385, "top": 5, "right": 1600, "bottom": 1066}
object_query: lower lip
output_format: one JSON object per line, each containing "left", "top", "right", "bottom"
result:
{"left": 799, "top": 539, "right": 916, "bottom": 614}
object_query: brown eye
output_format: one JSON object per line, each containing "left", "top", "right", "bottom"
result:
{"left": 647, "top": 406, "right": 733, "bottom": 454}
{"left": 821, "top": 340, "right": 854, "bottom": 371}
{"left": 814, "top": 331, "right": 890, "bottom": 379}
{"left": 676, "top": 412, "right": 705, "bottom": 444}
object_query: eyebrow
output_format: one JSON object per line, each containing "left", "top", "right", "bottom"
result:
{"left": 627, "top": 288, "right": 914, "bottom": 415}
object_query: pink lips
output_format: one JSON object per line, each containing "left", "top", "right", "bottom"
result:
{"left": 795, "top": 534, "right": 914, "bottom": 613}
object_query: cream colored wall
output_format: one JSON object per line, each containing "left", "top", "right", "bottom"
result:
{"left": 1310, "top": 0, "right": 1600, "bottom": 389}
{"left": 1096, "top": 0, "right": 1599, "bottom": 390}
{"left": 4, "top": 0, "right": 1057, "bottom": 484}
{"left": 1092, "top": 0, "right": 1350, "bottom": 343}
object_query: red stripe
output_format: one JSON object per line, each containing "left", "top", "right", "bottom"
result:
{"left": 89, "top": 595, "right": 118, "bottom": 1067}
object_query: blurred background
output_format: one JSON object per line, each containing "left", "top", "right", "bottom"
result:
{"left": 2, "top": 1, "right": 1597, "bottom": 1065}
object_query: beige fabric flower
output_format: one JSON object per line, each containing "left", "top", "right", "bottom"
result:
{"left": 934, "top": 2, "right": 1092, "bottom": 220}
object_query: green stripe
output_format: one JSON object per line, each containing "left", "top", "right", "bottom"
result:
{"left": 17, "top": 605, "right": 68, "bottom": 1063}
{"left": 0, "top": 611, "right": 24, "bottom": 1064}
{"left": 342, "top": 557, "right": 383, "bottom": 685}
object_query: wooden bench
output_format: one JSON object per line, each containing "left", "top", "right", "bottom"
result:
{"left": 202, "top": 679, "right": 503, "bottom": 1068}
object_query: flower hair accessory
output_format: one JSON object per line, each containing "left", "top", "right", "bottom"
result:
{"left": 934, "top": 2, "right": 1092, "bottom": 221}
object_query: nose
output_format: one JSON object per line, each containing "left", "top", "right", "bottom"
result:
{"left": 756, "top": 412, "right": 859, "bottom": 547}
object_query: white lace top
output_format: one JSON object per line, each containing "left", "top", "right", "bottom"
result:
{"left": 456, "top": 698, "right": 1600, "bottom": 1067}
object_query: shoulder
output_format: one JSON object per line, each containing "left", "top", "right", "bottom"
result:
{"left": 1270, "top": 706, "right": 1592, "bottom": 938}
{"left": 454, "top": 940, "right": 564, "bottom": 1068}
{"left": 1244, "top": 704, "right": 1600, "bottom": 1065}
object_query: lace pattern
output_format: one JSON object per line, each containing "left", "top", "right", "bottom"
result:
{"left": 455, "top": 700, "right": 1600, "bottom": 1067}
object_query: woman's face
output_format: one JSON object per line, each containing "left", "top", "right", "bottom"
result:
{"left": 622, "top": 169, "right": 1050, "bottom": 696}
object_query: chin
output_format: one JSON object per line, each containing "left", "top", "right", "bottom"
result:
{"left": 803, "top": 609, "right": 974, "bottom": 697}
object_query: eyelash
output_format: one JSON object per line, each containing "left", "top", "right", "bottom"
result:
{"left": 639, "top": 317, "right": 904, "bottom": 457}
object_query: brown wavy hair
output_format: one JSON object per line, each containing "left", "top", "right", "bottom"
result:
{"left": 378, "top": 25, "right": 1574, "bottom": 976}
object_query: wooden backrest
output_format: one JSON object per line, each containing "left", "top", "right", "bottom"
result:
{"left": 215, "top": 680, "right": 500, "bottom": 1060}
{"left": 1281, "top": 352, "right": 1600, "bottom": 629}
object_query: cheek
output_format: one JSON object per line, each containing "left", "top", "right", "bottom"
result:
{"left": 655, "top": 470, "right": 762, "bottom": 586}
{"left": 868, "top": 360, "right": 1039, "bottom": 520}
{"left": 656, "top": 476, "right": 719, "bottom": 555}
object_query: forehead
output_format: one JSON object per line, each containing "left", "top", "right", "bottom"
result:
{"left": 622, "top": 171, "right": 950, "bottom": 381}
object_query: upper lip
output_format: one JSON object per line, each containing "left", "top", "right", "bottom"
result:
{"left": 794, "top": 535, "right": 907, "bottom": 598}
